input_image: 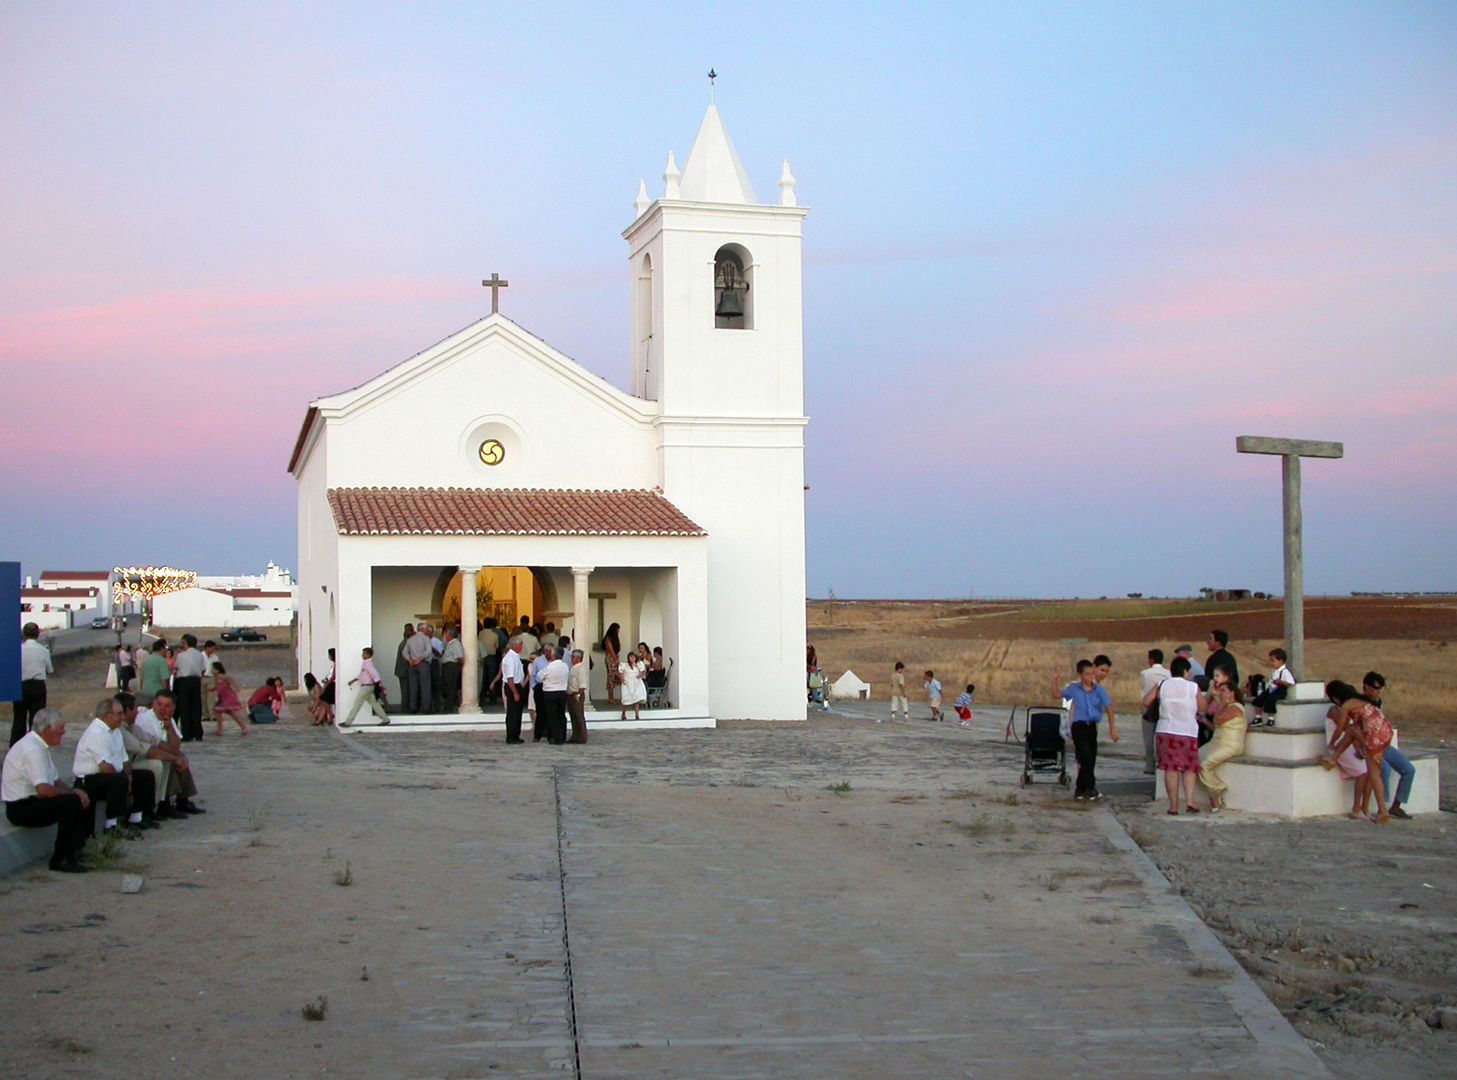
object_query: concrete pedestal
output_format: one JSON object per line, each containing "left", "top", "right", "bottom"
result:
{"left": 1209, "top": 682, "right": 1440, "bottom": 817}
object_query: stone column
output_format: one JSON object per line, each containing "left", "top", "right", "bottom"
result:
{"left": 572, "top": 566, "right": 593, "bottom": 663}
{"left": 459, "top": 565, "right": 481, "bottom": 715}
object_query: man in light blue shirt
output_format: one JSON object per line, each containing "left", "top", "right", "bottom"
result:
{"left": 1053, "top": 660, "right": 1119, "bottom": 801}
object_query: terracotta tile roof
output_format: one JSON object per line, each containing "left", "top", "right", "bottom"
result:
{"left": 327, "top": 487, "right": 706, "bottom": 538}
{"left": 39, "top": 571, "right": 110, "bottom": 580}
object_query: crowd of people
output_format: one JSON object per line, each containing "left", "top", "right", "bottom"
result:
{"left": 112, "top": 633, "right": 290, "bottom": 738}
{"left": 830, "top": 627, "right": 1424, "bottom": 819}
{"left": 330, "top": 616, "right": 671, "bottom": 741}
{"left": 2, "top": 691, "right": 208, "bottom": 874}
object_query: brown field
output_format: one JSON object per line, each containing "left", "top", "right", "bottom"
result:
{"left": 808, "top": 596, "right": 1457, "bottom": 738}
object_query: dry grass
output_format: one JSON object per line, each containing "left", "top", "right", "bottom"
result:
{"left": 809, "top": 599, "right": 1457, "bottom": 738}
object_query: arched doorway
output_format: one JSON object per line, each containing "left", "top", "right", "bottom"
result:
{"left": 433, "top": 567, "right": 559, "bottom": 631}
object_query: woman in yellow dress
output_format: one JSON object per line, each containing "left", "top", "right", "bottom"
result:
{"left": 1198, "top": 682, "right": 1248, "bottom": 811}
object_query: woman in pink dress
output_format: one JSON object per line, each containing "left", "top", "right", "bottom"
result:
{"left": 210, "top": 662, "right": 251, "bottom": 736}
{"left": 1320, "top": 680, "right": 1392, "bottom": 823}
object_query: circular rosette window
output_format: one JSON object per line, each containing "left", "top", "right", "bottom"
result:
{"left": 461, "top": 418, "right": 524, "bottom": 479}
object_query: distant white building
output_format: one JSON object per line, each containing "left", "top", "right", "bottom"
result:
{"left": 19, "top": 570, "right": 111, "bottom": 629}
{"left": 151, "top": 562, "right": 297, "bottom": 630}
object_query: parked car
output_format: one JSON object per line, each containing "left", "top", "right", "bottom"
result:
{"left": 221, "top": 628, "right": 268, "bottom": 642}
{"left": 90, "top": 616, "right": 110, "bottom": 629}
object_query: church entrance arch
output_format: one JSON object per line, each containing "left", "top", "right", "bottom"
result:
{"left": 435, "top": 567, "right": 559, "bottom": 631}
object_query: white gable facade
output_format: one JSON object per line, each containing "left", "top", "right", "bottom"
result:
{"left": 291, "top": 105, "right": 807, "bottom": 725}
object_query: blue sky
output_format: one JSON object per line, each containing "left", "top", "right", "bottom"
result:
{"left": 2, "top": 2, "right": 1454, "bottom": 597}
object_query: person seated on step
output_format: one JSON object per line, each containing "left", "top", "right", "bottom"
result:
{"left": 1358, "top": 671, "right": 1417, "bottom": 820}
{"left": 2, "top": 709, "right": 93, "bottom": 873}
{"left": 246, "top": 677, "right": 286, "bottom": 725}
{"left": 122, "top": 691, "right": 205, "bottom": 817}
{"left": 1250, "top": 648, "right": 1294, "bottom": 727}
{"left": 73, "top": 697, "right": 161, "bottom": 840}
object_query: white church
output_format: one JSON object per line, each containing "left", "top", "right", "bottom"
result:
{"left": 289, "top": 103, "right": 809, "bottom": 725}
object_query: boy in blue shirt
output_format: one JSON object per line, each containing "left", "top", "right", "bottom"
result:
{"left": 1053, "top": 660, "right": 1119, "bottom": 801}
{"left": 923, "top": 671, "right": 943, "bottom": 722}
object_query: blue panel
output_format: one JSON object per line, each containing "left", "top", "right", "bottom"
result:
{"left": 0, "top": 563, "right": 19, "bottom": 702}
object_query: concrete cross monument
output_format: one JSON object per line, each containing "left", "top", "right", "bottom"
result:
{"left": 1235, "top": 435, "right": 1344, "bottom": 680}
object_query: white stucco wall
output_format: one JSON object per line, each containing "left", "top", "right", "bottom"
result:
{"left": 315, "top": 321, "right": 661, "bottom": 492}
{"left": 153, "top": 587, "right": 294, "bottom": 629}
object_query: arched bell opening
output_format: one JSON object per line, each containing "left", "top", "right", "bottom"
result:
{"left": 713, "top": 243, "right": 753, "bottom": 329}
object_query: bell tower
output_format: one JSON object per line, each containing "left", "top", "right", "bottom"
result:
{"left": 625, "top": 103, "right": 806, "bottom": 416}
{"left": 623, "top": 103, "right": 809, "bottom": 721}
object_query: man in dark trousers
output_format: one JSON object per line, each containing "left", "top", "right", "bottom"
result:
{"left": 172, "top": 633, "right": 207, "bottom": 742}
{"left": 499, "top": 638, "right": 527, "bottom": 744}
{"left": 2, "top": 709, "right": 92, "bottom": 872}
{"left": 11, "top": 622, "right": 52, "bottom": 746}
{"left": 394, "top": 623, "right": 414, "bottom": 713}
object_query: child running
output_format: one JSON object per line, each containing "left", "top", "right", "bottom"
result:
{"left": 924, "top": 670, "right": 942, "bottom": 722}
{"left": 953, "top": 683, "right": 976, "bottom": 727}
{"left": 210, "top": 662, "right": 251, "bottom": 736}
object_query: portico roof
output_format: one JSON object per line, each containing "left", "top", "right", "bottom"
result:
{"left": 327, "top": 487, "right": 706, "bottom": 538}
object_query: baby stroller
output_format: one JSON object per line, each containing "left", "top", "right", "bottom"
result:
{"left": 645, "top": 658, "right": 673, "bottom": 709}
{"left": 807, "top": 668, "right": 832, "bottom": 712}
{"left": 1021, "top": 707, "right": 1069, "bottom": 788}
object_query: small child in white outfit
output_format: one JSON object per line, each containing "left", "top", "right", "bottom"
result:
{"left": 888, "top": 662, "right": 909, "bottom": 722}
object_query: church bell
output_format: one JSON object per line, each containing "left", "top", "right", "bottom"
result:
{"left": 715, "top": 285, "right": 745, "bottom": 318}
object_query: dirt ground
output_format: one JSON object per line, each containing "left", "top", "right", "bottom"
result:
{"left": 5, "top": 645, "right": 1454, "bottom": 1078}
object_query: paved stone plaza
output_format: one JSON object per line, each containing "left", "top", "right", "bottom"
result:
{"left": 0, "top": 710, "right": 1330, "bottom": 1079}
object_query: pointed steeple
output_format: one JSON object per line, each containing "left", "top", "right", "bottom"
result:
{"left": 678, "top": 104, "right": 757, "bottom": 204}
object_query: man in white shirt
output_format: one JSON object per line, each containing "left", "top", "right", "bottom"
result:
{"left": 172, "top": 634, "right": 208, "bottom": 742}
{"left": 2, "top": 709, "right": 92, "bottom": 873}
{"left": 499, "top": 640, "right": 527, "bottom": 744}
{"left": 11, "top": 622, "right": 54, "bottom": 746}
{"left": 123, "top": 691, "right": 203, "bottom": 816}
{"left": 1138, "top": 649, "right": 1172, "bottom": 775}
{"left": 567, "top": 649, "right": 589, "bottom": 744}
{"left": 539, "top": 646, "right": 571, "bottom": 745}
{"left": 439, "top": 626, "right": 465, "bottom": 713}
{"left": 509, "top": 617, "right": 539, "bottom": 658}
{"left": 73, "top": 697, "right": 159, "bottom": 839}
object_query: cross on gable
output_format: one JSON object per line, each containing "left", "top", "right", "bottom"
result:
{"left": 482, "top": 273, "right": 509, "bottom": 314}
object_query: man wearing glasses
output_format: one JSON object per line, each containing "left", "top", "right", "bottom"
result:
{"left": 73, "top": 698, "right": 160, "bottom": 839}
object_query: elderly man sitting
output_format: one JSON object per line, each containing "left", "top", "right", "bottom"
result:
{"left": 73, "top": 697, "right": 160, "bottom": 839}
{"left": 2, "top": 709, "right": 93, "bottom": 873}
{"left": 119, "top": 691, "right": 205, "bottom": 818}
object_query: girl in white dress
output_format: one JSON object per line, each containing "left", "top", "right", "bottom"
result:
{"left": 619, "top": 654, "right": 647, "bottom": 720}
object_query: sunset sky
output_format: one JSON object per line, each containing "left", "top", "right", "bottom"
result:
{"left": 3, "top": 2, "right": 1453, "bottom": 598}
